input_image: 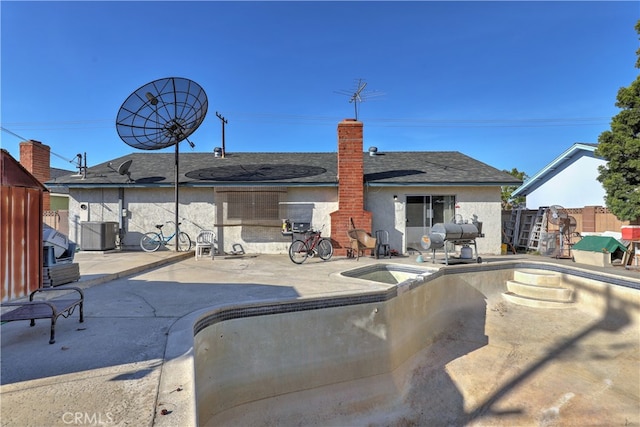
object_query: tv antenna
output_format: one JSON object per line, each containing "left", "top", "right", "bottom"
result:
{"left": 335, "top": 78, "right": 384, "bottom": 120}
{"left": 116, "top": 77, "right": 208, "bottom": 250}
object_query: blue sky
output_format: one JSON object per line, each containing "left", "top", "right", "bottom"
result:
{"left": 1, "top": 1, "right": 638, "bottom": 178}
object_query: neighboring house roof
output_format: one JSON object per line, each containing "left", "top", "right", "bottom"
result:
{"left": 511, "top": 143, "right": 600, "bottom": 197}
{"left": 48, "top": 167, "right": 75, "bottom": 195}
{"left": 46, "top": 151, "right": 521, "bottom": 189}
{"left": 50, "top": 167, "right": 75, "bottom": 179}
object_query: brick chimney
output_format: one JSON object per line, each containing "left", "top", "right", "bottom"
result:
{"left": 20, "top": 140, "right": 51, "bottom": 210}
{"left": 330, "top": 119, "right": 372, "bottom": 255}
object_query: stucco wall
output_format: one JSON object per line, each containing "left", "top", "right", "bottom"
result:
{"left": 69, "top": 187, "right": 215, "bottom": 250}
{"left": 366, "top": 186, "right": 503, "bottom": 255}
{"left": 221, "top": 187, "right": 338, "bottom": 255}
{"left": 69, "top": 187, "right": 338, "bottom": 253}
{"left": 69, "top": 185, "right": 502, "bottom": 254}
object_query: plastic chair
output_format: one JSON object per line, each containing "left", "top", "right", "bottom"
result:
{"left": 195, "top": 230, "right": 216, "bottom": 260}
{"left": 375, "top": 230, "right": 391, "bottom": 259}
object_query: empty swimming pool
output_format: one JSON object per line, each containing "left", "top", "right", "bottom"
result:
{"left": 157, "top": 262, "right": 640, "bottom": 426}
{"left": 339, "top": 263, "right": 437, "bottom": 285}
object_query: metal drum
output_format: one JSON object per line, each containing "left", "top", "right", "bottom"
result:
{"left": 421, "top": 233, "right": 444, "bottom": 250}
{"left": 431, "top": 222, "right": 479, "bottom": 240}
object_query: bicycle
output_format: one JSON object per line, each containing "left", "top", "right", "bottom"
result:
{"left": 288, "top": 226, "right": 333, "bottom": 264}
{"left": 140, "top": 221, "right": 192, "bottom": 252}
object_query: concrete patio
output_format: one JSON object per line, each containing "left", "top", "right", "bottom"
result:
{"left": 1, "top": 250, "right": 638, "bottom": 426}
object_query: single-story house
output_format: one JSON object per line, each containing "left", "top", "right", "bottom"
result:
{"left": 45, "top": 119, "right": 521, "bottom": 256}
{"left": 511, "top": 143, "right": 606, "bottom": 209}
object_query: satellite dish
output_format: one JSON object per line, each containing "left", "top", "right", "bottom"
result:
{"left": 115, "top": 77, "right": 208, "bottom": 252}
{"left": 118, "top": 159, "right": 132, "bottom": 175}
{"left": 115, "top": 77, "right": 208, "bottom": 150}
{"left": 118, "top": 159, "right": 133, "bottom": 182}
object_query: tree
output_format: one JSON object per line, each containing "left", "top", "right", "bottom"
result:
{"left": 595, "top": 20, "right": 640, "bottom": 222}
{"left": 501, "top": 168, "right": 528, "bottom": 210}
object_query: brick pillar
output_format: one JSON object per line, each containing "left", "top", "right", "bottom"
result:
{"left": 582, "top": 206, "right": 596, "bottom": 233}
{"left": 20, "top": 140, "right": 50, "bottom": 210}
{"left": 330, "top": 119, "right": 372, "bottom": 255}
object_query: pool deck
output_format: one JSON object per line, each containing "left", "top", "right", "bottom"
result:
{"left": 1, "top": 250, "right": 639, "bottom": 426}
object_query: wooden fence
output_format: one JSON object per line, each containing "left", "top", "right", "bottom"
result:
{"left": 502, "top": 206, "right": 627, "bottom": 237}
{"left": 43, "top": 210, "right": 69, "bottom": 236}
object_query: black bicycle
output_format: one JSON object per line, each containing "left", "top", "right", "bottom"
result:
{"left": 288, "top": 226, "right": 333, "bottom": 264}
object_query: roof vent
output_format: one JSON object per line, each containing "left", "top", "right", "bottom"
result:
{"left": 214, "top": 147, "right": 223, "bottom": 158}
{"left": 368, "top": 146, "right": 378, "bottom": 156}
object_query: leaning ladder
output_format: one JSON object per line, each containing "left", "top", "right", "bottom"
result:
{"left": 527, "top": 207, "right": 547, "bottom": 251}
{"left": 503, "top": 209, "right": 522, "bottom": 252}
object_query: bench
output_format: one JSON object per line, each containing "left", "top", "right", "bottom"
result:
{"left": 1, "top": 287, "right": 84, "bottom": 344}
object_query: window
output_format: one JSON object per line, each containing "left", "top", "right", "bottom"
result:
{"left": 220, "top": 187, "right": 286, "bottom": 223}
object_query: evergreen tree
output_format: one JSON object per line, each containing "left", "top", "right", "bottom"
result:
{"left": 595, "top": 20, "right": 640, "bottom": 222}
{"left": 501, "top": 168, "right": 527, "bottom": 210}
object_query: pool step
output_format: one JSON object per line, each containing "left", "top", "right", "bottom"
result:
{"left": 502, "top": 270, "right": 574, "bottom": 309}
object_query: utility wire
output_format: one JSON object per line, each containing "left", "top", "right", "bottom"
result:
{"left": 1, "top": 126, "right": 77, "bottom": 164}
{"left": 1, "top": 114, "right": 610, "bottom": 129}
{"left": 1, "top": 126, "right": 28, "bottom": 141}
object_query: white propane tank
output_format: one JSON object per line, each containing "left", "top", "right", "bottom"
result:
{"left": 460, "top": 245, "right": 473, "bottom": 259}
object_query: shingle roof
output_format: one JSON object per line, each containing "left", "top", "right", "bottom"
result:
{"left": 48, "top": 167, "right": 75, "bottom": 194}
{"left": 50, "top": 167, "right": 75, "bottom": 179}
{"left": 47, "top": 151, "right": 521, "bottom": 188}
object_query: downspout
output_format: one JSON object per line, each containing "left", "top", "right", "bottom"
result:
{"left": 118, "top": 188, "right": 125, "bottom": 248}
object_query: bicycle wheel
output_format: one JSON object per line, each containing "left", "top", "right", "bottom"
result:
{"left": 289, "top": 240, "right": 309, "bottom": 264}
{"left": 140, "top": 232, "right": 162, "bottom": 252}
{"left": 317, "top": 238, "right": 334, "bottom": 261}
{"left": 177, "top": 232, "right": 192, "bottom": 252}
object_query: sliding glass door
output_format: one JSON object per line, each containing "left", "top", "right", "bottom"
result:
{"left": 405, "top": 195, "right": 455, "bottom": 251}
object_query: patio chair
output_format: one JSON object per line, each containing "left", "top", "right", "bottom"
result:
{"left": 375, "top": 230, "right": 391, "bottom": 259}
{"left": 195, "top": 230, "right": 216, "bottom": 260}
{"left": 347, "top": 229, "right": 377, "bottom": 261}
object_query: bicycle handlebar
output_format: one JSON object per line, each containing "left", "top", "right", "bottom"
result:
{"left": 307, "top": 225, "right": 326, "bottom": 235}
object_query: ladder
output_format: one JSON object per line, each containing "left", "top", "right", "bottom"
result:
{"left": 527, "top": 207, "right": 547, "bottom": 251}
{"left": 503, "top": 209, "right": 522, "bottom": 253}
{"left": 517, "top": 212, "right": 536, "bottom": 250}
